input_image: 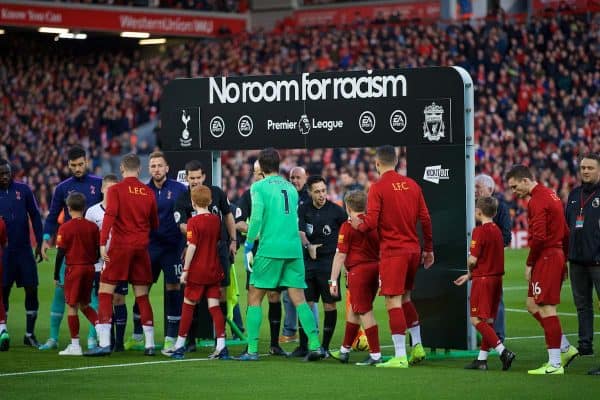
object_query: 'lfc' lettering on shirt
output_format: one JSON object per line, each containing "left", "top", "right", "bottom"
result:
{"left": 128, "top": 186, "right": 148, "bottom": 196}
{"left": 392, "top": 182, "right": 409, "bottom": 191}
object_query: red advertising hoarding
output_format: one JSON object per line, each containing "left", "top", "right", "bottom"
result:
{"left": 0, "top": 1, "right": 248, "bottom": 37}
{"left": 293, "top": 1, "right": 440, "bottom": 27}
{"left": 531, "top": 0, "right": 600, "bottom": 13}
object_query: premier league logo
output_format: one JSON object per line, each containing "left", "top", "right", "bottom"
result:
{"left": 299, "top": 114, "right": 311, "bottom": 135}
{"left": 423, "top": 102, "right": 445, "bottom": 142}
{"left": 593, "top": 198, "right": 600, "bottom": 208}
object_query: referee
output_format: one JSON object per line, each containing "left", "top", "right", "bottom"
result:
{"left": 293, "top": 175, "right": 347, "bottom": 356}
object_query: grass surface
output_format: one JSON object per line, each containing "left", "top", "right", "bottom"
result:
{"left": 1, "top": 249, "right": 599, "bottom": 399}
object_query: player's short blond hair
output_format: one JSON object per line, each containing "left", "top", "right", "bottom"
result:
{"left": 191, "top": 185, "right": 212, "bottom": 208}
{"left": 344, "top": 190, "right": 367, "bottom": 213}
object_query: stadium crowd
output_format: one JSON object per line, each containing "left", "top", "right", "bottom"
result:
{"left": 1, "top": 12, "right": 599, "bottom": 228}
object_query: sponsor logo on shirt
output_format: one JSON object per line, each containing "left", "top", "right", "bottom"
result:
{"left": 338, "top": 234, "right": 344, "bottom": 244}
{"left": 423, "top": 165, "right": 450, "bottom": 184}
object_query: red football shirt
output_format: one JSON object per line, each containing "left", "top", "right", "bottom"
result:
{"left": 358, "top": 170, "right": 433, "bottom": 256}
{"left": 526, "top": 184, "right": 569, "bottom": 267}
{"left": 470, "top": 222, "right": 504, "bottom": 277}
{"left": 337, "top": 221, "right": 379, "bottom": 269}
{"left": 100, "top": 177, "right": 159, "bottom": 249}
{"left": 57, "top": 218, "right": 99, "bottom": 266}
{"left": 186, "top": 213, "right": 224, "bottom": 285}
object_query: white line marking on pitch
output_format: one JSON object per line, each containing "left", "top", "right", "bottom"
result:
{"left": 503, "top": 284, "right": 571, "bottom": 291}
{"left": 0, "top": 353, "right": 271, "bottom": 378}
{"left": 505, "top": 307, "right": 600, "bottom": 318}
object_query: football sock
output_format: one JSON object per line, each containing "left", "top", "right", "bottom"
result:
{"left": 142, "top": 325, "right": 155, "bottom": 349}
{"left": 67, "top": 315, "right": 79, "bottom": 339}
{"left": 178, "top": 303, "right": 194, "bottom": 338}
{"left": 478, "top": 350, "right": 489, "bottom": 361}
{"left": 246, "top": 305, "right": 262, "bottom": 354}
{"left": 549, "top": 348, "right": 561, "bottom": 367}
{"left": 532, "top": 311, "right": 544, "bottom": 327}
{"left": 175, "top": 336, "right": 186, "bottom": 349}
{"left": 297, "top": 302, "right": 320, "bottom": 351}
{"left": 322, "top": 309, "right": 337, "bottom": 351}
{"left": 136, "top": 295, "right": 154, "bottom": 327}
{"left": 542, "top": 316, "right": 562, "bottom": 348}
{"left": 408, "top": 326, "right": 422, "bottom": 346}
{"left": 98, "top": 293, "right": 113, "bottom": 324}
{"left": 88, "top": 288, "right": 98, "bottom": 340}
{"left": 365, "top": 325, "right": 381, "bottom": 354}
{"left": 113, "top": 304, "right": 127, "bottom": 347}
{"left": 268, "top": 301, "right": 282, "bottom": 347}
{"left": 392, "top": 334, "right": 407, "bottom": 358}
{"left": 209, "top": 306, "right": 226, "bottom": 340}
{"left": 0, "top": 323, "right": 6, "bottom": 332}
{"left": 560, "top": 334, "right": 571, "bottom": 352}
{"left": 24, "top": 288, "right": 38, "bottom": 336}
{"left": 0, "top": 290, "right": 6, "bottom": 324}
{"left": 388, "top": 307, "right": 407, "bottom": 334}
{"left": 166, "top": 290, "right": 182, "bottom": 339}
{"left": 132, "top": 302, "right": 142, "bottom": 336}
{"left": 71, "top": 338, "right": 80, "bottom": 347}
{"left": 342, "top": 321, "right": 360, "bottom": 349}
{"left": 403, "top": 301, "right": 421, "bottom": 344}
{"left": 97, "top": 324, "right": 112, "bottom": 348}
{"left": 475, "top": 321, "right": 501, "bottom": 351}
{"left": 82, "top": 306, "right": 99, "bottom": 326}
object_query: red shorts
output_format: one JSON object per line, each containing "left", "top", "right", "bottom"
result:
{"left": 64, "top": 265, "right": 95, "bottom": 306}
{"left": 379, "top": 253, "right": 420, "bottom": 296}
{"left": 101, "top": 246, "right": 152, "bottom": 286}
{"left": 470, "top": 276, "right": 502, "bottom": 320}
{"left": 528, "top": 248, "right": 565, "bottom": 305}
{"left": 184, "top": 283, "right": 221, "bottom": 303}
{"left": 347, "top": 262, "right": 379, "bottom": 314}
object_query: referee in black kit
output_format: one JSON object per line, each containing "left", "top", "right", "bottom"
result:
{"left": 291, "top": 175, "right": 347, "bottom": 357}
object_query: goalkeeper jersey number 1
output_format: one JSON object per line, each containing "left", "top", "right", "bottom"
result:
{"left": 247, "top": 175, "right": 303, "bottom": 259}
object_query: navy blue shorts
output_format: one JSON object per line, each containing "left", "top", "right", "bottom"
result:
{"left": 3, "top": 248, "right": 39, "bottom": 288}
{"left": 150, "top": 244, "right": 184, "bottom": 285}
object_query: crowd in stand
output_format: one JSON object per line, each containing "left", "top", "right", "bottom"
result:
{"left": 46, "top": 0, "right": 247, "bottom": 13}
{"left": 1, "top": 12, "right": 598, "bottom": 227}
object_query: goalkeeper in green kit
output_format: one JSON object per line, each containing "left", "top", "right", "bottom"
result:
{"left": 237, "top": 148, "right": 324, "bottom": 361}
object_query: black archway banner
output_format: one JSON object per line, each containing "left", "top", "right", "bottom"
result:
{"left": 160, "top": 67, "right": 474, "bottom": 350}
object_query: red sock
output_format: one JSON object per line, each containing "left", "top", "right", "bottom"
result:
{"left": 532, "top": 311, "right": 544, "bottom": 327}
{"left": 136, "top": 295, "right": 154, "bottom": 327}
{"left": 178, "top": 303, "right": 194, "bottom": 338}
{"left": 68, "top": 315, "right": 80, "bottom": 339}
{"left": 98, "top": 292, "right": 113, "bottom": 324}
{"left": 81, "top": 306, "right": 99, "bottom": 326}
{"left": 402, "top": 301, "right": 419, "bottom": 328}
{"left": 476, "top": 321, "right": 500, "bottom": 350}
{"left": 542, "top": 316, "right": 562, "bottom": 349}
{"left": 0, "top": 290, "right": 5, "bottom": 324}
{"left": 365, "top": 325, "right": 381, "bottom": 354}
{"left": 388, "top": 307, "right": 407, "bottom": 335}
{"left": 342, "top": 322, "right": 360, "bottom": 348}
{"left": 209, "top": 305, "right": 226, "bottom": 339}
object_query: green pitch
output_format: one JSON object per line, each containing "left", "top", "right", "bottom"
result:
{"left": 1, "top": 249, "right": 599, "bottom": 399}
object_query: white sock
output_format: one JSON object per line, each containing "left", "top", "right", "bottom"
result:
{"left": 132, "top": 333, "right": 143, "bottom": 341}
{"left": 215, "top": 337, "right": 226, "bottom": 351}
{"left": 98, "top": 323, "right": 111, "bottom": 348}
{"left": 560, "top": 335, "right": 570, "bottom": 352}
{"left": 175, "top": 336, "right": 186, "bottom": 349}
{"left": 408, "top": 326, "right": 422, "bottom": 345}
{"left": 392, "top": 334, "right": 406, "bottom": 358}
{"left": 165, "top": 336, "right": 174, "bottom": 342}
{"left": 0, "top": 323, "right": 6, "bottom": 332}
{"left": 495, "top": 343, "right": 506, "bottom": 354}
{"left": 549, "top": 348, "right": 561, "bottom": 367}
{"left": 340, "top": 346, "right": 351, "bottom": 354}
{"left": 143, "top": 325, "right": 155, "bottom": 349}
{"left": 370, "top": 352, "right": 381, "bottom": 360}
{"left": 477, "top": 350, "right": 488, "bottom": 361}
{"left": 71, "top": 338, "right": 80, "bottom": 347}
